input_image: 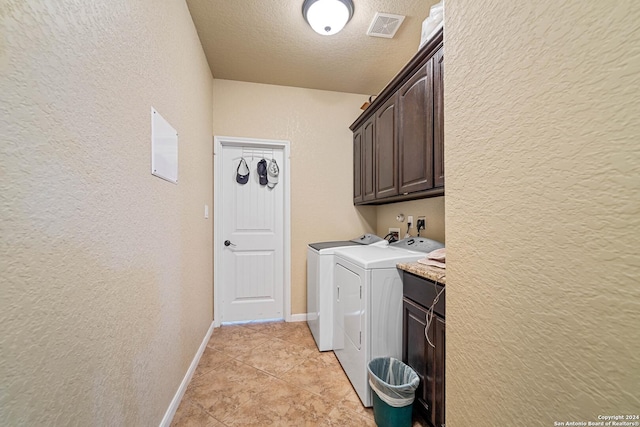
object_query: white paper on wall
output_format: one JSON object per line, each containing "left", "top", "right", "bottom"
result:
{"left": 151, "top": 107, "right": 178, "bottom": 184}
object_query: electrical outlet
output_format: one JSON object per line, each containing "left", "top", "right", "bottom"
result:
{"left": 416, "top": 217, "right": 426, "bottom": 231}
{"left": 407, "top": 215, "right": 413, "bottom": 228}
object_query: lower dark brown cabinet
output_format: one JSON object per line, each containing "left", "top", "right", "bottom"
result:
{"left": 402, "top": 271, "right": 445, "bottom": 427}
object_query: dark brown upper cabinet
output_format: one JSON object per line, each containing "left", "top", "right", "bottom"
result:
{"left": 362, "top": 116, "right": 376, "bottom": 202}
{"left": 398, "top": 60, "right": 434, "bottom": 195}
{"left": 353, "top": 128, "right": 363, "bottom": 204}
{"left": 351, "top": 28, "right": 444, "bottom": 205}
{"left": 375, "top": 94, "right": 399, "bottom": 199}
{"left": 433, "top": 46, "right": 444, "bottom": 188}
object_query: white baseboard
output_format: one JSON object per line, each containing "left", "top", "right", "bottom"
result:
{"left": 159, "top": 320, "right": 216, "bottom": 427}
{"left": 289, "top": 313, "right": 308, "bottom": 322}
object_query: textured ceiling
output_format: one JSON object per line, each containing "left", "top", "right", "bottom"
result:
{"left": 186, "top": 0, "right": 437, "bottom": 95}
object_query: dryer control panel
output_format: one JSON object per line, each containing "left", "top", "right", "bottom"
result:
{"left": 390, "top": 237, "right": 444, "bottom": 253}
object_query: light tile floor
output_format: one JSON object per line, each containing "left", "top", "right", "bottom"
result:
{"left": 171, "top": 321, "right": 428, "bottom": 427}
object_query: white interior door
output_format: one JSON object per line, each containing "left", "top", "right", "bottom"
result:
{"left": 219, "top": 143, "right": 285, "bottom": 323}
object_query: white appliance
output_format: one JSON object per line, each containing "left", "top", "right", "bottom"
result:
{"left": 332, "top": 237, "right": 444, "bottom": 406}
{"left": 307, "top": 234, "right": 383, "bottom": 351}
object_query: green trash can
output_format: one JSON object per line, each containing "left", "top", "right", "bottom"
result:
{"left": 367, "top": 357, "right": 419, "bottom": 427}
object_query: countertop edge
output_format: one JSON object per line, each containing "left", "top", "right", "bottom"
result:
{"left": 397, "top": 262, "right": 446, "bottom": 284}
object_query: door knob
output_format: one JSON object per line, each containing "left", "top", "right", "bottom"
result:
{"left": 224, "top": 240, "right": 235, "bottom": 247}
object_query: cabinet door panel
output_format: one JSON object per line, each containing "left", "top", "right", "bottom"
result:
{"left": 433, "top": 316, "right": 446, "bottom": 427}
{"left": 362, "top": 118, "right": 376, "bottom": 201}
{"left": 375, "top": 95, "right": 398, "bottom": 198}
{"left": 433, "top": 47, "right": 445, "bottom": 188}
{"left": 353, "top": 130, "right": 363, "bottom": 204}
{"left": 403, "top": 298, "right": 430, "bottom": 417}
{"left": 403, "top": 296, "right": 445, "bottom": 427}
{"left": 398, "top": 61, "right": 434, "bottom": 194}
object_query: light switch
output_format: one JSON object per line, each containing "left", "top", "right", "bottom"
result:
{"left": 204, "top": 205, "right": 209, "bottom": 219}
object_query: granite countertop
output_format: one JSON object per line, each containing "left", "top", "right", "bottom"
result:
{"left": 397, "top": 261, "right": 446, "bottom": 284}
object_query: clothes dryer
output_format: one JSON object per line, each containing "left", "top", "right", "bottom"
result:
{"left": 332, "top": 237, "right": 444, "bottom": 406}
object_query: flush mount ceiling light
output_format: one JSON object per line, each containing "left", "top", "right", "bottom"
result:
{"left": 302, "top": 0, "right": 354, "bottom": 36}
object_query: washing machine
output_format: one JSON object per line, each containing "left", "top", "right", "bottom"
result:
{"left": 332, "top": 237, "right": 445, "bottom": 406}
{"left": 307, "top": 234, "right": 383, "bottom": 351}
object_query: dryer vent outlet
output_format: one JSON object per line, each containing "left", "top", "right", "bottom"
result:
{"left": 367, "top": 12, "right": 406, "bottom": 38}
{"left": 388, "top": 228, "right": 400, "bottom": 241}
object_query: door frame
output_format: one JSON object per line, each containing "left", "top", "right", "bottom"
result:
{"left": 213, "top": 135, "right": 291, "bottom": 327}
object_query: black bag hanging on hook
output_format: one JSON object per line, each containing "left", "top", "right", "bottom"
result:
{"left": 257, "top": 159, "right": 268, "bottom": 186}
{"left": 236, "top": 158, "right": 249, "bottom": 184}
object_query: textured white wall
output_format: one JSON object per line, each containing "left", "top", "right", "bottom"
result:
{"left": 212, "top": 79, "right": 377, "bottom": 314}
{"left": 0, "top": 1, "right": 213, "bottom": 425}
{"left": 445, "top": 1, "right": 640, "bottom": 425}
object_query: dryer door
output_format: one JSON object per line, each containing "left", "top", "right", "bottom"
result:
{"left": 335, "top": 263, "right": 363, "bottom": 350}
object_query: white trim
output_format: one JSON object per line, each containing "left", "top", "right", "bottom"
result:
{"left": 213, "top": 136, "right": 292, "bottom": 327}
{"left": 289, "top": 313, "right": 308, "bottom": 322}
{"left": 159, "top": 320, "right": 216, "bottom": 427}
